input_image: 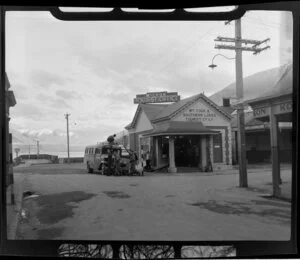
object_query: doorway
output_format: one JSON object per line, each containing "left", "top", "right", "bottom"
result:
{"left": 213, "top": 133, "right": 223, "bottom": 163}
{"left": 175, "top": 136, "right": 200, "bottom": 167}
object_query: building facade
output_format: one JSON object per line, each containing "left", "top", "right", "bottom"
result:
{"left": 126, "top": 93, "right": 233, "bottom": 172}
{"left": 5, "top": 74, "right": 16, "bottom": 190}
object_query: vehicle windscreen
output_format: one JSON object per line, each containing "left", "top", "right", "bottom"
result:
{"left": 101, "top": 147, "right": 109, "bottom": 154}
{"left": 101, "top": 147, "right": 121, "bottom": 154}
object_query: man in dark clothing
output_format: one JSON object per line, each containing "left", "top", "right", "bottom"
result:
{"left": 107, "top": 148, "right": 113, "bottom": 175}
{"left": 145, "top": 151, "right": 151, "bottom": 170}
{"left": 114, "top": 150, "right": 121, "bottom": 176}
{"left": 107, "top": 134, "right": 116, "bottom": 145}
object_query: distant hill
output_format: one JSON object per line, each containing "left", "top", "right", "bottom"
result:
{"left": 209, "top": 64, "right": 292, "bottom": 106}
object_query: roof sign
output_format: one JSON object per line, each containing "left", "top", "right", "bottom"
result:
{"left": 134, "top": 91, "right": 180, "bottom": 104}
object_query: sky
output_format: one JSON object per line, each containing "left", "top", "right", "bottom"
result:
{"left": 6, "top": 9, "right": 293, "bottom": 151}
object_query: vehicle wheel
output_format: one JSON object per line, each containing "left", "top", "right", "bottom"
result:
{"left": 87, "top": 163, "right": 93, "bottom": 173}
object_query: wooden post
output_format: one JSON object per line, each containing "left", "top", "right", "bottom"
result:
{"left": 201, "top": 136, "right": 207, "bottom": 170}
{"left": 155, "top": 137, "right": 159, "bottom": 168}
{"left": 168, "top": 136, "right": 177, "bottom": 173}
{"left": 270, "top": 111, "right": 281, "bottom": 197}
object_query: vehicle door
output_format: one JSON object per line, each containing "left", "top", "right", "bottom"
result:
{"left": 100, "top": 146, "right": 109, "bottom": 167}
{"left": 94, "top": 147, "right": 101, "bottom": 169}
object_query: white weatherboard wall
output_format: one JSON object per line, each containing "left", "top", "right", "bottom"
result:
{"left": 135, "top": 111, "right": 153, "bottom": 133}
{"left": 134, "top": 110, "right": 153, "bottom": 159}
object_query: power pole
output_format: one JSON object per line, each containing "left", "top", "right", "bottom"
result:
{"left": 64, "top": 113, "right": 70, "bottom": 163}
{"left": 37, "top": 140, "right": 39, "bottom": 159}
{"left": 214, "top": 18, "right": 270, "bottom": 188}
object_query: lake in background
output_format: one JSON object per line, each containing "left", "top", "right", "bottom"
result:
{"left": 15, "top": 151, "right": 84, "bottom": 159}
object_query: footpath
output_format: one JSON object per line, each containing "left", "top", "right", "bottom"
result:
{"left": 6, "top": 173, "right": 28, "bottom": 239}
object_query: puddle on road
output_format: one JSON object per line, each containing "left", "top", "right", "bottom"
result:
{"left": 251, "top": 199, "right": 291, "bottom": 208}
{"left": 37, "top": 227, "right": 65, "bottom": 240}
{"left": 129, "top": 184, "right": 139, "bottom": 187}
{"left": 35, "top": 191, "right": 96, "bottom": 225}
{"left": 165, "top": 195, "right": 176, "bottom": 198}
{"left": 187, "top": 200, "right": 291, "bottom": 225}
{"left": 103, "top": 191, "right": 131, "bottom": 199}
{"left": 17, "top": 191, "right": 97, "bottom": 239}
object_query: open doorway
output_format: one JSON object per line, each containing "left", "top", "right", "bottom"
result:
{"left": 175, "top": 136, "right": 200, "bottom": 167}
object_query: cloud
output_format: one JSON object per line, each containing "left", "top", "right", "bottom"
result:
{"left": 19, "top": 128, "right": 57, "bottom": 138}
{"left": 59, "top": 132, "right": 75, "bottom": 137}
{"left": 30, "top": 70, "right": 66, "bottom": 88}
{"left": 11, "top": 103, "right": 45, "bottom": 120}
{"left": 56, "top": 90, "right": 82, "bottom": 100}
{"left": 51, "top": 99, "right": 72, "bottom": 109}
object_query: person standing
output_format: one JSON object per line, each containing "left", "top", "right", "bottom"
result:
{"left": 107, "top": 134, "right": 116, "bottom": 145}
{"left": 114, "top": 149, "right": 121, "bottom": 176}
{"left": 146, "top": 151, "right": 151, "bottom": 170}
{"left": 107, "top": 148, "right": 112, "bottom": 176}
{"left": 129, "top": 150, "right": 137, "bottom": 175}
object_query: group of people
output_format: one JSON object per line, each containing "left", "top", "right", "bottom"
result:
{"left": 106, "top": 134, "right": 141, "bottom": 176}
{"left": 140, "top": 150, "right": 152, "bottom": 171}
{"left": 105, "top": 148, "right": 141, "bottom": 176}
{"left": 106, "top": 134, "right": 153, "bottom": 176}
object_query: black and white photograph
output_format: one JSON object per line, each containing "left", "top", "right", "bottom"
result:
{"left": 4, "top": 7, "right": 293, "bottom": 244}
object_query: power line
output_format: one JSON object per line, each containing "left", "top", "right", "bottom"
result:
{"left": 243, "top": 16, "right": 290, "bottom": 30}
{"left": 155, "top": 25, "right": 219, "bottom": 74}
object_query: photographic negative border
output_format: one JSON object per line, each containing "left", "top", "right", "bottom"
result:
{"left": 0, "top": 2, "right": 298, "bottom": 258}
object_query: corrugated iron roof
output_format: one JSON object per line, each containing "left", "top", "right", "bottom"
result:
{"left": 125, "top": 103, "right": 168, "bottom": 130}
{"left": 143, "top": 121, "right": 219, "bottom": 137}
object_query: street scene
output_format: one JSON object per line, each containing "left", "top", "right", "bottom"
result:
{"left": 4, "top": 9, "right": 293, "bottom": 243}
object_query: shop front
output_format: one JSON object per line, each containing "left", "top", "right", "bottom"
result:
{"left": 126, "top": 92, "right": 233, "bottom": 173}
{"left": 143, "top": 121, "right": 220, "bottom": 172}
{"left": 247, "top": 91, "right": 292, "bottom": 197}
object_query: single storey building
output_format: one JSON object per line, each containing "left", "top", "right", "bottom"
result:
{"left": 125, "top": 93, "right": 233, "bottom": 173}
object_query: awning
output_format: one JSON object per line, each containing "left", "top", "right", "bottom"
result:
{"left": 142, "top": 121, "right": 220, "bottom": 137}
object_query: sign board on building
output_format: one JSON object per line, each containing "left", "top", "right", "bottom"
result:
{"left": 273, "top": 102, "right": 292, "bottom": 115}
{"left": 253, "top": 107, "right": 270, "bottom": 118}
{"left": 253, "top": 102, "right": 292, "bottom": 119}
{"left": 173, "top": 100, "right": 229, "bottom": 126}
{"left": 182, "top": 108, "right": 217, "bottom": 122}
{"left": 134, "top": 91, "right": 180, "bottom": 104}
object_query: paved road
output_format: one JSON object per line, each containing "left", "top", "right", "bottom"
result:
{"left": 15, "top": 164, "right": 292, "bottom": 241}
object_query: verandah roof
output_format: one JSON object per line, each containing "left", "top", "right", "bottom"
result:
{"left": 142, "top": 121, "right": 219, "bottom": 137}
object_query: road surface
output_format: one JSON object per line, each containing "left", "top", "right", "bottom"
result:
{"left": 14, "top": 163, "right": 292, "bottom": 241}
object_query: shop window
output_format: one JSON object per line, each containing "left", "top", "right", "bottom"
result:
{"left": 162, "top": 137, "right": 169, "bottom": 158}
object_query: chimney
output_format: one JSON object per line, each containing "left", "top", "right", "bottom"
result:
{"left": 223, "top": 98, "right": 230, "bottom": 107}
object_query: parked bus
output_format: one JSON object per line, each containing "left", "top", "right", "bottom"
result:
{"left": 83, "top": 143, "right": 139, "bottom": 175}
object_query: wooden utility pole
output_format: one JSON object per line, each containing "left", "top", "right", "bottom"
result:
{"left": 235, "top": 19, "right": 248, "bottom": 187}
{"left": 36, "top": 140, "right": 39, "bottom": 159}
{"left": 64, "top": 113, "right": 70, "bottom": 163}
{"left": 215, "top": 18, "right": 270, "bottom": 187}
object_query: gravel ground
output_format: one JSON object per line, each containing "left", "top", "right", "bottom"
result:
{"left": 13, "top": 163, "right": 292, "bottom": 241}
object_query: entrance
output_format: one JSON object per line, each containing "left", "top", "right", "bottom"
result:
{"left": 175, "top": 136, "right": 200, "bottom": 167}
{"left": 213, "top": 133, "right": 223, "bottom": 163}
